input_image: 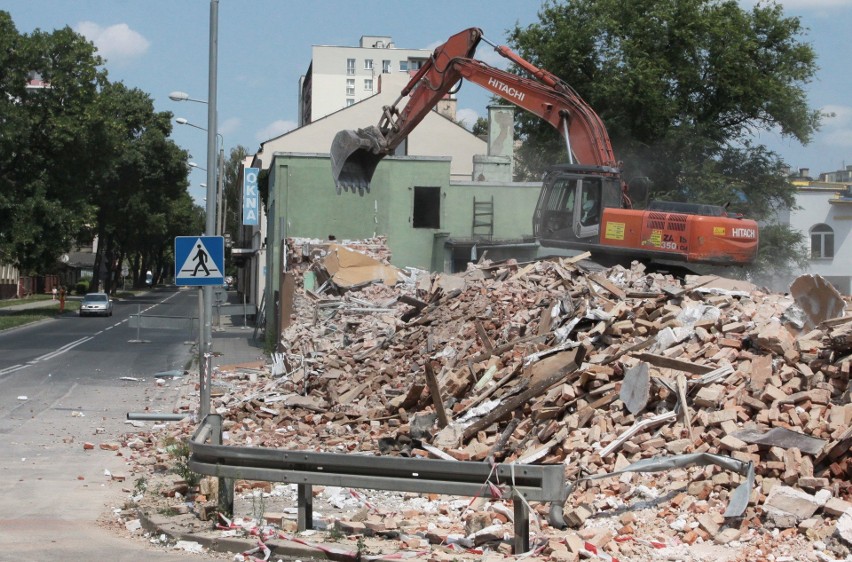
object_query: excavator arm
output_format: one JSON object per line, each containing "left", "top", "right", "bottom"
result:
{"left": 330, "top": 27, "right": 619, "bottom": 194}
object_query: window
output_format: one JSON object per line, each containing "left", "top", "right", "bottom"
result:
{"left": 382, "top": 59, "right": 391, "bottom": 73}
{"left": 399, "top": 60, "right": 409, "bottom": 72}
{"left": 364, "top": 78, "right": 373, "bottom": 91}
{"left": 579, "top": 180, "right": 601, "bottom": 226}
{"left": 413, "top": 186, "right": 441, "bottom": 228}
{"left": 364, "top": 59, "right": 373, "bottom": 70}
{"left": 346, "top": 98, "right": 355, "bottom": 107}
{"left": 409, "top": 59, "right": 425, "bottom": 71}
{"left": 346, "top": 79, "right": 355, "bottom": 96}
{"left": 346, "top": 58, "right": 355, "bottom": 75}
{"left": 810, "top": 223, "right": 834, "bottom": 259}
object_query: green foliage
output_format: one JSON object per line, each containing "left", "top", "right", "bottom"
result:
{"left": 751, "top": 222, "right": 809, "bottom": 284}
{"left": 75, "top": 279, "right": 89, "bottom": 295}
{"left": 163, "top": 436, "right": 201, "bottom": 488}
{"left": 0, "top": 11, "right": 197, "bottom": 285}
{"left": 0, "top": 306, "right": 68, "bottom": 331}
{"left": 257, "top": 168, "right": 271, "bottom": 213}
{"left": 250, "top": 490, "right": 267, "bottom": 522}
{"left": 223, "top": 145, "right": 251, "bottom": 247}
{"left": 507, "top": 0, "right": 821, "bottom": 275}
{"left": 0, "top": 12, "right": 104, "bottom": 272}
{"left": 471, "top": 116, "right": 489, "bottom": 138}
{"left": 134, "top": 477, "right": 148, "bottom": 496}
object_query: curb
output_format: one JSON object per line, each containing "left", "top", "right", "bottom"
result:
{"left": 136, "top": 509, "right": 344, "bottom": 562}
{"left": 136, "top": 509, "right": 416, "bottom": 561}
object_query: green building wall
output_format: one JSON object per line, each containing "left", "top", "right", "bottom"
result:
{"left": 265, "top": 151, "right": 542, "bottom": 294}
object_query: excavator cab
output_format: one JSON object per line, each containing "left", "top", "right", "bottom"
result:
{"left": 534, "top": 165, "right": 622, "bottom": 247}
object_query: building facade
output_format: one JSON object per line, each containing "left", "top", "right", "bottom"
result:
{"left": 778, "top": 168, "right": 852, "bottom": 294}
{"left": 298, "top": 35, "right": 431, "bottom": 126}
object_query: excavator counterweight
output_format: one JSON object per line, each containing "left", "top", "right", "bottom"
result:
{"left": 330, "top": 126, "right": 388, "bottom": 195}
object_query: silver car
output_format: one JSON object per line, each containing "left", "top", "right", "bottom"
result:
{"left": 79, "top": 292, "right": 113, "bottom": 317}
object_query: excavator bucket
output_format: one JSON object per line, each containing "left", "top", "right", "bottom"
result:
{"left": 330, "top": 125, "right": 389, "bottom": 195}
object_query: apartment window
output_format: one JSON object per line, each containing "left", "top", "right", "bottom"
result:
{"left": 382, "top": 59, "right": 391, "bottom": 73}
{"left": 364, "top": 58, "right": 373, "bottom": 70}
{"left": 810, "top": 223, "right": 834, "bottom": 259}
{"left": 346, "top": 79, "right": 355, "bottom": 96}
{"left": 346, "top": 58, "right": 355, "bottom": 75}
{"left": 413, "top": 186, "right": 441, "bottom": 229}
{"left": 399, "top": 60, "right": 409, "bottom": 72}
{"left": 364, "top": 78, "right": 373, "bottom": 91}
{"left": 346, "top": 98, "right": 355, "bottom": 107}
{"left": 410, "top": 59, "right": 425, "bottom": 70}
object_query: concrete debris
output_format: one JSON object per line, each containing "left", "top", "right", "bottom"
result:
{"left": 790, "top": 273, "right": 846, "bottom": 330}
{"left": 112, "top": 238, "right": 852, "bottom": 561}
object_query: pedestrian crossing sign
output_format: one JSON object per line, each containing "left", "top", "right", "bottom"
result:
{"left": 175, "top": 236, "right": 225, "bottom": 286}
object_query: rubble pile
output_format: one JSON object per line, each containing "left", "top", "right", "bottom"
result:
{"left": 126, "top": 239, "right": 852, "bottom": 561}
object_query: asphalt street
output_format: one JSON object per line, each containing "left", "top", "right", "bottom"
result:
{"left": 0, "top": 287, "right": 242, "bottom": 561}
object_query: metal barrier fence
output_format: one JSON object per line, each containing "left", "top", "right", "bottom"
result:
{"left": 189, "top": 414, "right": 568, "bottom": 554}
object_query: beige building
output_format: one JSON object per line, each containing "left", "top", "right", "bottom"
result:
{"left": 260, "top": 73, "right": 485, "bottom": 183}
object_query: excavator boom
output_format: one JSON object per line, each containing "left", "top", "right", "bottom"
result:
{"left": 330, "top": 27, "right": 618, "bottom": 194}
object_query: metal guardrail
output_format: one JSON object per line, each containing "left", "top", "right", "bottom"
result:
{"left": 189, "top": 415, "right": 567, "bottom": 553}
{"left": 215, "top": 303, "right": 255, "bottom": 316}
{"left": 128, "top": 314, "right": 197, "bottom": 330}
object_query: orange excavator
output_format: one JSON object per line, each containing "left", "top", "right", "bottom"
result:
{"left": 330, "top": 28, "right": 758, "bottom": 266}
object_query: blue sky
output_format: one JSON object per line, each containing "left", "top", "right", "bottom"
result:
{"left": 2, "top": 1, "right": 850, "bottom": 204}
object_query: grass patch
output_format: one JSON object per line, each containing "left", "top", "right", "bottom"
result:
{"left": 0, "top": 294, "right": 53, "bottom": 308}
{"left": 0, "top": 303, "right": 80, "bottom": 331}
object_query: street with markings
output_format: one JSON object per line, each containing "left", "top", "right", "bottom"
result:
{"left": 0, "top": 287, "right": 226, "bottom": 561}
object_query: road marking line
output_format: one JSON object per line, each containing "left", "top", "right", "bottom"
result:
{"left": 0, "top": 364, "right": 26, "bottom": 376}
{"left": 34, "top": 336, "right": 94, "bottom": 362}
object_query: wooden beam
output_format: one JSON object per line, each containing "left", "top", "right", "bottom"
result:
{"left": 425, "top": 361, "right": 449, "bottom": 428}
{"left": 463, "top": 359, "right": 583, "bottom": 441}
{"left": 632, "top": 352, "right": 716, "bottom": 374}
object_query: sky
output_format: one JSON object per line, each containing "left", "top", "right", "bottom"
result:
{"left": 2, "top": 0, "right": 851, "bottom": 204}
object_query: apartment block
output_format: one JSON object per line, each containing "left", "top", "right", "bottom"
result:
{"left": 298, "top": 35, "right": 431, "bottom": 126}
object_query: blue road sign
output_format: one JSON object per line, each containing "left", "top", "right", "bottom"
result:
{"left": 175, "top": 236, "right": 225, "bottom": 286}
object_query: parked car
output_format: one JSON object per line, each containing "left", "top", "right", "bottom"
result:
{"left": 79, "top": 292, "right": 113, "bottom": 317}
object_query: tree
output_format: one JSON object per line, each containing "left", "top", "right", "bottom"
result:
{"left": 508, "top": 0, "right": 820, "bottom": 273}
{"left": 222, "top": 146, "right": 250, "bottom": 242}
{"left": 0, "top": 12, "right": 106, "bottom": 273}
{"left": 220, "top": 146, "right": 251, "bottom": 277}
{"left": 0, "top": 11, "right": 200, "bottom": 288}
{"left": 88, "top": 82, "right": 192, "bottom": 292}
{"left": 471, "top": 116, "right": 489, "bottom": 138}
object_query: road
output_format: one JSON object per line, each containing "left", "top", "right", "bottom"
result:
{"left": 0, "top": 287, "right": 223, "bottom": 561}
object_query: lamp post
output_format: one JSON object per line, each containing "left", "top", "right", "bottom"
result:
{"left": 167, "top": 0, "right": 219, "bottom": 419}
{"left": 177, "top": 119, "right": 225, "bottom": 236}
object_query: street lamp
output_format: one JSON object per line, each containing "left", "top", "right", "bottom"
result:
{"left": 175, "top": 117, "right": 224, "bottom": 147}
{"left": 181, "top": 119, "right": 225, "bottom": 238}
{"left": 176, "top": 117, "right": 207, "bottom": 134}
{"left": 166, "top": 0, "right": 220, "bottom": 419}
{"left": 169, "top": 90, "right": 208, "bottom": 104}
{"left": 188, "top": 161, "right": 207, "bottom": 172}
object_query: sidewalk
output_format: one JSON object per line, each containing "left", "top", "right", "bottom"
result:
{"left": 208, "top": 298, "right": 267, "bottom": 370}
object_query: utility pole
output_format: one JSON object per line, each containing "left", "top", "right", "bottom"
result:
{"left": 200, "top": 0, "right": 219, "bottom": 419}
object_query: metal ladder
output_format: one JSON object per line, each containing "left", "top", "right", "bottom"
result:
{"left": 472, "top": 195, "right": 494, "bottom": 240}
